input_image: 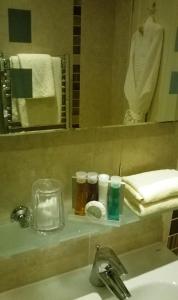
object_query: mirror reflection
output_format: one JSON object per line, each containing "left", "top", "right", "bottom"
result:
{"left": 0, "top": 53, "right": 69, "bottom": 132}
{"left": 0, "top": 0, "right": 178, "bottom": 134}
{"left": 79, "top": 0, "right": 178, "bottom": 127}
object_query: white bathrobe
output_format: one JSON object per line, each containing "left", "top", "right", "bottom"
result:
{"left": 124, "top": 17, "right": 164, "bottom": 124}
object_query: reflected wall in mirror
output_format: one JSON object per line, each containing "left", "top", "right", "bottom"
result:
{"left": 0, "top": 0, "right": 178, "bottom": 134}
{"left": 0, "top": 0, "right": 73, "bottom": 133}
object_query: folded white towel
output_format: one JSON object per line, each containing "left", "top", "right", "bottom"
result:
{"left": 123, "top": 169, "right": 178, "bottom": 204}
{"left": 124, "top": 196, "right": 178, "bottom": 217}
{"left": 18, "top": 53, "right": 55, "bottom": 98}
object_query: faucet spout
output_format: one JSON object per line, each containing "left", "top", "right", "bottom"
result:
{"left": 90, "top": 245, "right": 131, "bottom": 300}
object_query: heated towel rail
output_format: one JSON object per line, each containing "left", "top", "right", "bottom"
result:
{"left": 0, "top": 53, "right": 70, "bottom": 133}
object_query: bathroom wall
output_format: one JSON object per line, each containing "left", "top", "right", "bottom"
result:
{"left": 80, "top": 0, "right": 133, "bottom": 127}
{"left": 0, "top": 0, "right": 73, "bottom": 56}
{"left": 167, "top": 209, "right": 178, "bottom": 255}
{"left": 0, "top": 0, "right": 177, "bottom": 292}
{"left": 0, "top": 119, "right": 176, "bottom": 291}
{"left": 111, "top": 0, "right": 133, "bottom": 125}
{"left": 0, "top": 122, "right": 176, "bottom": 223}
{"left": 80, "top": 0, "right": 115, "bottom": 127}
{"left": 168, "top": 123, "right": 178, "bottom": 254}
{"left": 0, "top": 120, "right": 175, "bottom": 291}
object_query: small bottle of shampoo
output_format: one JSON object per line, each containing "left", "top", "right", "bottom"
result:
{"left": 87, "top": 172, "right": 98, "bottom": 202}
{"left": 75, "top": 171, "right": 87, "bottom": 216}
{"left": 98, "top": 174, "right": 109, "bottom": 208}
{"left": 107, "top": 175, "right": 121, "bottom": 221}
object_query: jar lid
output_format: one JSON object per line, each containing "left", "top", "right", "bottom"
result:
{"left": 76, "top": 171, "right": 87, "bottom": 183}
{"left": 87, "top": 172, "right": 98, "bottom": 184}
{"left": 98, "top": 174, "right": 110, "bottom": 183}
{"left": 110, "top": 176, "right": 121, "bottom": 187}
{"left": 85, "top": 201, "right": 106, "bottom": 220}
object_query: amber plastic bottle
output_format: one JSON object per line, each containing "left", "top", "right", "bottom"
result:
{"left": 75, "top": 171, "right": 87, "bottom": 216}
{"left": 87, "top": 172, "right": 98, "bottom": 202}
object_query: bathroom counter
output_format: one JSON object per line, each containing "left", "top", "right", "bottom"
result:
{"left": 0, "top": 242, "right": 176, "bottom": 300}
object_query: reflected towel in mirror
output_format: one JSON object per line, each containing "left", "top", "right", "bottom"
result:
{"left": 10, "top": 54, "right": 62, "bottom": 127}
{"left": 17, "top": 53, "right": 55, "bottom": 98}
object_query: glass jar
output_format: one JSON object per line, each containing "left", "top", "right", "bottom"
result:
{"left": 32, "top": 178, "right": 65, "bottom": 232}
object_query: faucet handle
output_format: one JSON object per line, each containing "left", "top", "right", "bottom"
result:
{"left": 11, "top": 205, "right": 31, "bottom": 228}
{"left": 104, "top": 247, "right": 128, "bottom": 276}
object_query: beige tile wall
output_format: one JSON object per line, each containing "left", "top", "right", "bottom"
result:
{"left": 0, "top": 122, "right": 176, "bottom": 223}
{"left": 80, "top": 0, "right": 115, "bottom": 127}
{"left": 80, "top": 0, "right": 133, "bottom": 127}
{"left": 0, "top": 0, "right": 177, "bottom": 291}
{"left": 0, "top": 0, "right": 73, "bottom": 56}
{"left": 111, "top": 0, "right": 133, "bottom": 125}
{"left": 0, "top": 121, "right": 176, "bottom": 291}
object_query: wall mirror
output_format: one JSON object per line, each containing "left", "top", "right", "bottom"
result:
{"left": 0, "top": 0, "right": 178, "bottom": 134}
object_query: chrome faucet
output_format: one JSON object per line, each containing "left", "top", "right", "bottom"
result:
{"left": 90, "top": 245, "right": 131, "bottom": 300}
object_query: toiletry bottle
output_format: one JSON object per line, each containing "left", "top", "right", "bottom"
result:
{"left": 75, "top": 171, "right": 87, "bottom": 216}
{"left": 87, "top": 172, "right": 98, "bottom": 202}
{"left": 98, "top": 174, "right": 109, "bottom": 208}
{"left": 107, "top": 175, "right": 121, "bottom": 221}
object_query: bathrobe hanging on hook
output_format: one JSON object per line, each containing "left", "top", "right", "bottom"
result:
{"left": 124, "top": 16, "right": 164, "bottom": 124}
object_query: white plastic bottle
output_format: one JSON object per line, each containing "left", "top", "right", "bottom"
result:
{"left": 98, "top": 174, "right": 110, "bottom": 208}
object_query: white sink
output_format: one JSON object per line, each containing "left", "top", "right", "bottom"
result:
{"left": 0, "top": 243, "right": 177, "bottom": 300}
{"left": 108, "top": 260, "right": 178, "bottom": 300}
{"left": 74, "top": 293, "right": 102, "bottom": 300}
{"left": 129, "top": 282, "right": 178, "bottom": 300}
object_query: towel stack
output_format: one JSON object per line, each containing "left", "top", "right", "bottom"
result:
{"left": 122, "top": 169, "right": 178, "bottom": 216}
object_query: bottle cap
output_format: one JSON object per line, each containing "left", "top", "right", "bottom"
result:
{"left": 110, "top": 176, "right": 121, "bottom": 187}
{"left": 87, "top": 172, "right": 98, "bottom": 184}
{"left": 98, "top": 174, "right": 109, "bottom": 185}
{"left": 85, "top": 201, "right": 106, "bottom": 220}
{"left": 76, "top": 171, "right": 87, "bottom": 183}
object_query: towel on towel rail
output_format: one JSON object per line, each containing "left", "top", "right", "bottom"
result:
{"left": 10, "top": 54, "right": 62, "bottom": 127}
{"left": 17, "top": 53, "right": 55, "bottom": 98}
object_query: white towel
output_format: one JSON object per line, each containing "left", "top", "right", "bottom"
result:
{"left": 52, "top": 57, "right": 62, "bottom": 123}
{"left": 124, "top": 16, "right": 164, "bottom": 124}
{"left": 123, "top": 169, "right": 178, "bottom": 204}
{"left": 9, "top": 56, "right": 21, "bottom": 122}
{"left": 10, "top": 55, "right": 62, "bottom": 127}
{"left": 124, "top": 196, "right": 178, "bottom": 217}
{"left": 18, "top": 53, "right": 55, "bottom": 98}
